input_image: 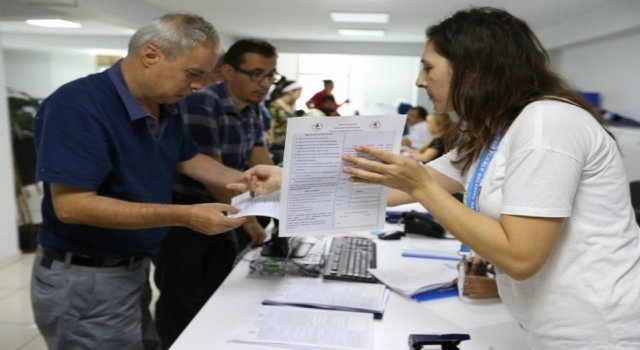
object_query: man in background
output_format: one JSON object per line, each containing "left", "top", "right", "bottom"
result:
{"left": 401, "top": 106, "right": 432, "bottom": 148}
{"left": 31, "top": 13, "right": 246, "bottom": 349}
{"left": 305, "top": 79, "right": 349, "bottom": 115}
{"left": 153, "top": 38, "right": 277, "bottom": 348}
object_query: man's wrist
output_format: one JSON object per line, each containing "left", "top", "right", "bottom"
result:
{"left": 242, "top": 216, "right": 261, "bottom": 227}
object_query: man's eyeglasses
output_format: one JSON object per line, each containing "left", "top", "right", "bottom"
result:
{"left": 234, "top": 67, "right": 281, "bottom": 83}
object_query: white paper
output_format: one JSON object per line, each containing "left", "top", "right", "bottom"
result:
{"left": 228, "top": 306, "right": 374, "bottom": 350}
{"left": 279, "top": 115, "right": 405, "bottom": 237}
{"left": 263, "top": 277, "right": 389, "bottom": 315}
{"left": 228, "top": 190, "right": 281, "bottom": 218}
{"left": 400, "top": 237, "right": 461, "bottom": 261}
{"left": 421, "top": 297, "right": 513, "bottom": 330}
{"left": 386, "top": 202, "right": 429, "bottom": 213}
{"left": 368, "top": 261, "right": 457, "bottom": 297}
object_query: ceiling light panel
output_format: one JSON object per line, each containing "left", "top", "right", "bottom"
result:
{"left": 331, "top": 12, "right": 390, "bottom": 23}
{"left": 338, "top": 29, "right": 386, "bottom": 37}
{"left": 25, "top": 19, "right": 82, "bottom": 28}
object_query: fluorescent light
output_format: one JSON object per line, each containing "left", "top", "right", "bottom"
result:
{"left": 338, "top": 29, "right": 385, "bottom": 37}
{"left": 25, "top": 19, "right": 82, "bottom": 28}
{"left": 330, "top": 12, "right": 390, "bottom": 24}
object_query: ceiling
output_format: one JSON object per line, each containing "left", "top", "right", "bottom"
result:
{"left": 0, "top": 0, "right": 639, "bottom": 55}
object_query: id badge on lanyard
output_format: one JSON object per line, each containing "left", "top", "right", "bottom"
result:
{"left": 458, "top": 133, "right": 501, "bottom": 297}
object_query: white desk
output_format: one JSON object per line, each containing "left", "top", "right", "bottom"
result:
{"left": 171, "top": 231, "right": 528, "bottom": 350}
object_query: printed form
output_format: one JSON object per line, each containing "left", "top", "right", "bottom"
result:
{"left": 228, "top": 306, "right": 374, "bottom": 350}
{"left": 279, "top": 115, "right": 405, "bottom": 237}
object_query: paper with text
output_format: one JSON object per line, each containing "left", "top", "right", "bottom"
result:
{"left": 262, "top": 277, "right": 389, "bottom": 316}
{"left": 279, "top": 115, "right": 405, "bottom": 237}
{"left": 228, "top": 305, "right": 374, "bottom": 350}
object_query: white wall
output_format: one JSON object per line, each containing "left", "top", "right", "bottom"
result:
{"left": 276, "top": 52, "right": 421, "bottom": 115}
{"left": 4, "top": 49, "right": 97, "bottom": 99}
{"left": 554, "top": 28, "right": 640, "bottom": 120}
{"left": 4, "top": 50, "right": 52, "bottom": 99}
{"left": 275, "top": 53, "right": 299, "bottom": 82}
{"left": 50, "top": 53, "right": 97, "bottom": 95}
{"left": 0, "top": 33, "right": 21, "bottom": 266}
{"left": 270, "top": 40, "right": 423, "bottom": 57}
{"left": 348, "top": 55, "right": 420, "bottom": 115}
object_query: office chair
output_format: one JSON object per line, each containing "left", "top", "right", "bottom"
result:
{"left": 629, "top": 181, "right": 640, "bottom": 226}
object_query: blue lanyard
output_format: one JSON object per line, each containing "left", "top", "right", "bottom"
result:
{"left": 459, "top": 133, "right": 502, "bottom": 254}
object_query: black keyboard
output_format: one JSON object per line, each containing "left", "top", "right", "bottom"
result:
{"left": 322, "top": 236, "right": 377, "bottom": 283}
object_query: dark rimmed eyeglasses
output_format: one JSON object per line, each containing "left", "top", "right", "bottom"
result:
{"left": 234, "top": 67, "right": 282, "bottom": 83}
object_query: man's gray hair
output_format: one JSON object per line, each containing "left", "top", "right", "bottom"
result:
{"left": 128, "top": 12, "right": 219, "bottom": 61}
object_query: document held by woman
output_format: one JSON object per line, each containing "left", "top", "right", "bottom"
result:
{"left": 278, "top": 115, "right": 406, "bottom": 237}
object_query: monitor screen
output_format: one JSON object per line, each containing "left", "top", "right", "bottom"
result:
{"left": 578, "top": 91, "right": 600, "bottom": 109}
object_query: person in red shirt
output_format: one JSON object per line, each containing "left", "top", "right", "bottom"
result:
{"left": 305, "top": 79, "right": 349, "bottom": 115}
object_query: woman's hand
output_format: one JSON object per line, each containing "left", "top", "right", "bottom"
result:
{"left": 342, "top": 145, "right": 431, "bottom": 195}
{"left": 454, "top": 275, "right": 499, "bottom": 299}
{"left": 454, "top": 255, "right": 499, "bottom": 299}
{"left": 467, "top": 255, "right": 489, "bottom": 276}
{"left": 226, "top": 165, "right": 283, "bottom": 196}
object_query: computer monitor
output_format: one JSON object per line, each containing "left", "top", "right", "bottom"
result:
{"left": 260, "top": 222, "right": 290, "bottom": 257}
{"left": 578, "top": 91, "right": 600, "bottom": 109}
{"left": 260, "top": 222, "right": 315, "bottom": 258}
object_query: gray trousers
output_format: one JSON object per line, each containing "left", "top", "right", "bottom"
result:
{"left": 31, "top": 247, "right": 162, "bottom": 350}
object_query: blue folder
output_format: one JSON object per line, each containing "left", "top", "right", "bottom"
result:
{"left": 411, "top": 286, "right": 458, "bottom": 302}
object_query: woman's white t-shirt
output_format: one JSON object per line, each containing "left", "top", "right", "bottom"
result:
{"left": 429, "top": 100, "right": 640, "bottom": 349}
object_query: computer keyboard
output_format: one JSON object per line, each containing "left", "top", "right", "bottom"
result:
{"left": 322, "top": 236, "right": 378, "bottom": 283}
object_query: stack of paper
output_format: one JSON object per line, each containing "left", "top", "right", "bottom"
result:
{"left": 401, "top": 248, "right": 459, "bottom": 261}
{"left": 368, "top": 261, "right": 457, "bottom": 298}
{"left": 400, "top": 237, "right": 461, "bottom": 261}
{"left": 262, "top": 277, "right": 389, "bottom": 319}
{"left": 228, "top": 306, "right": 374, "bottom": 350}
